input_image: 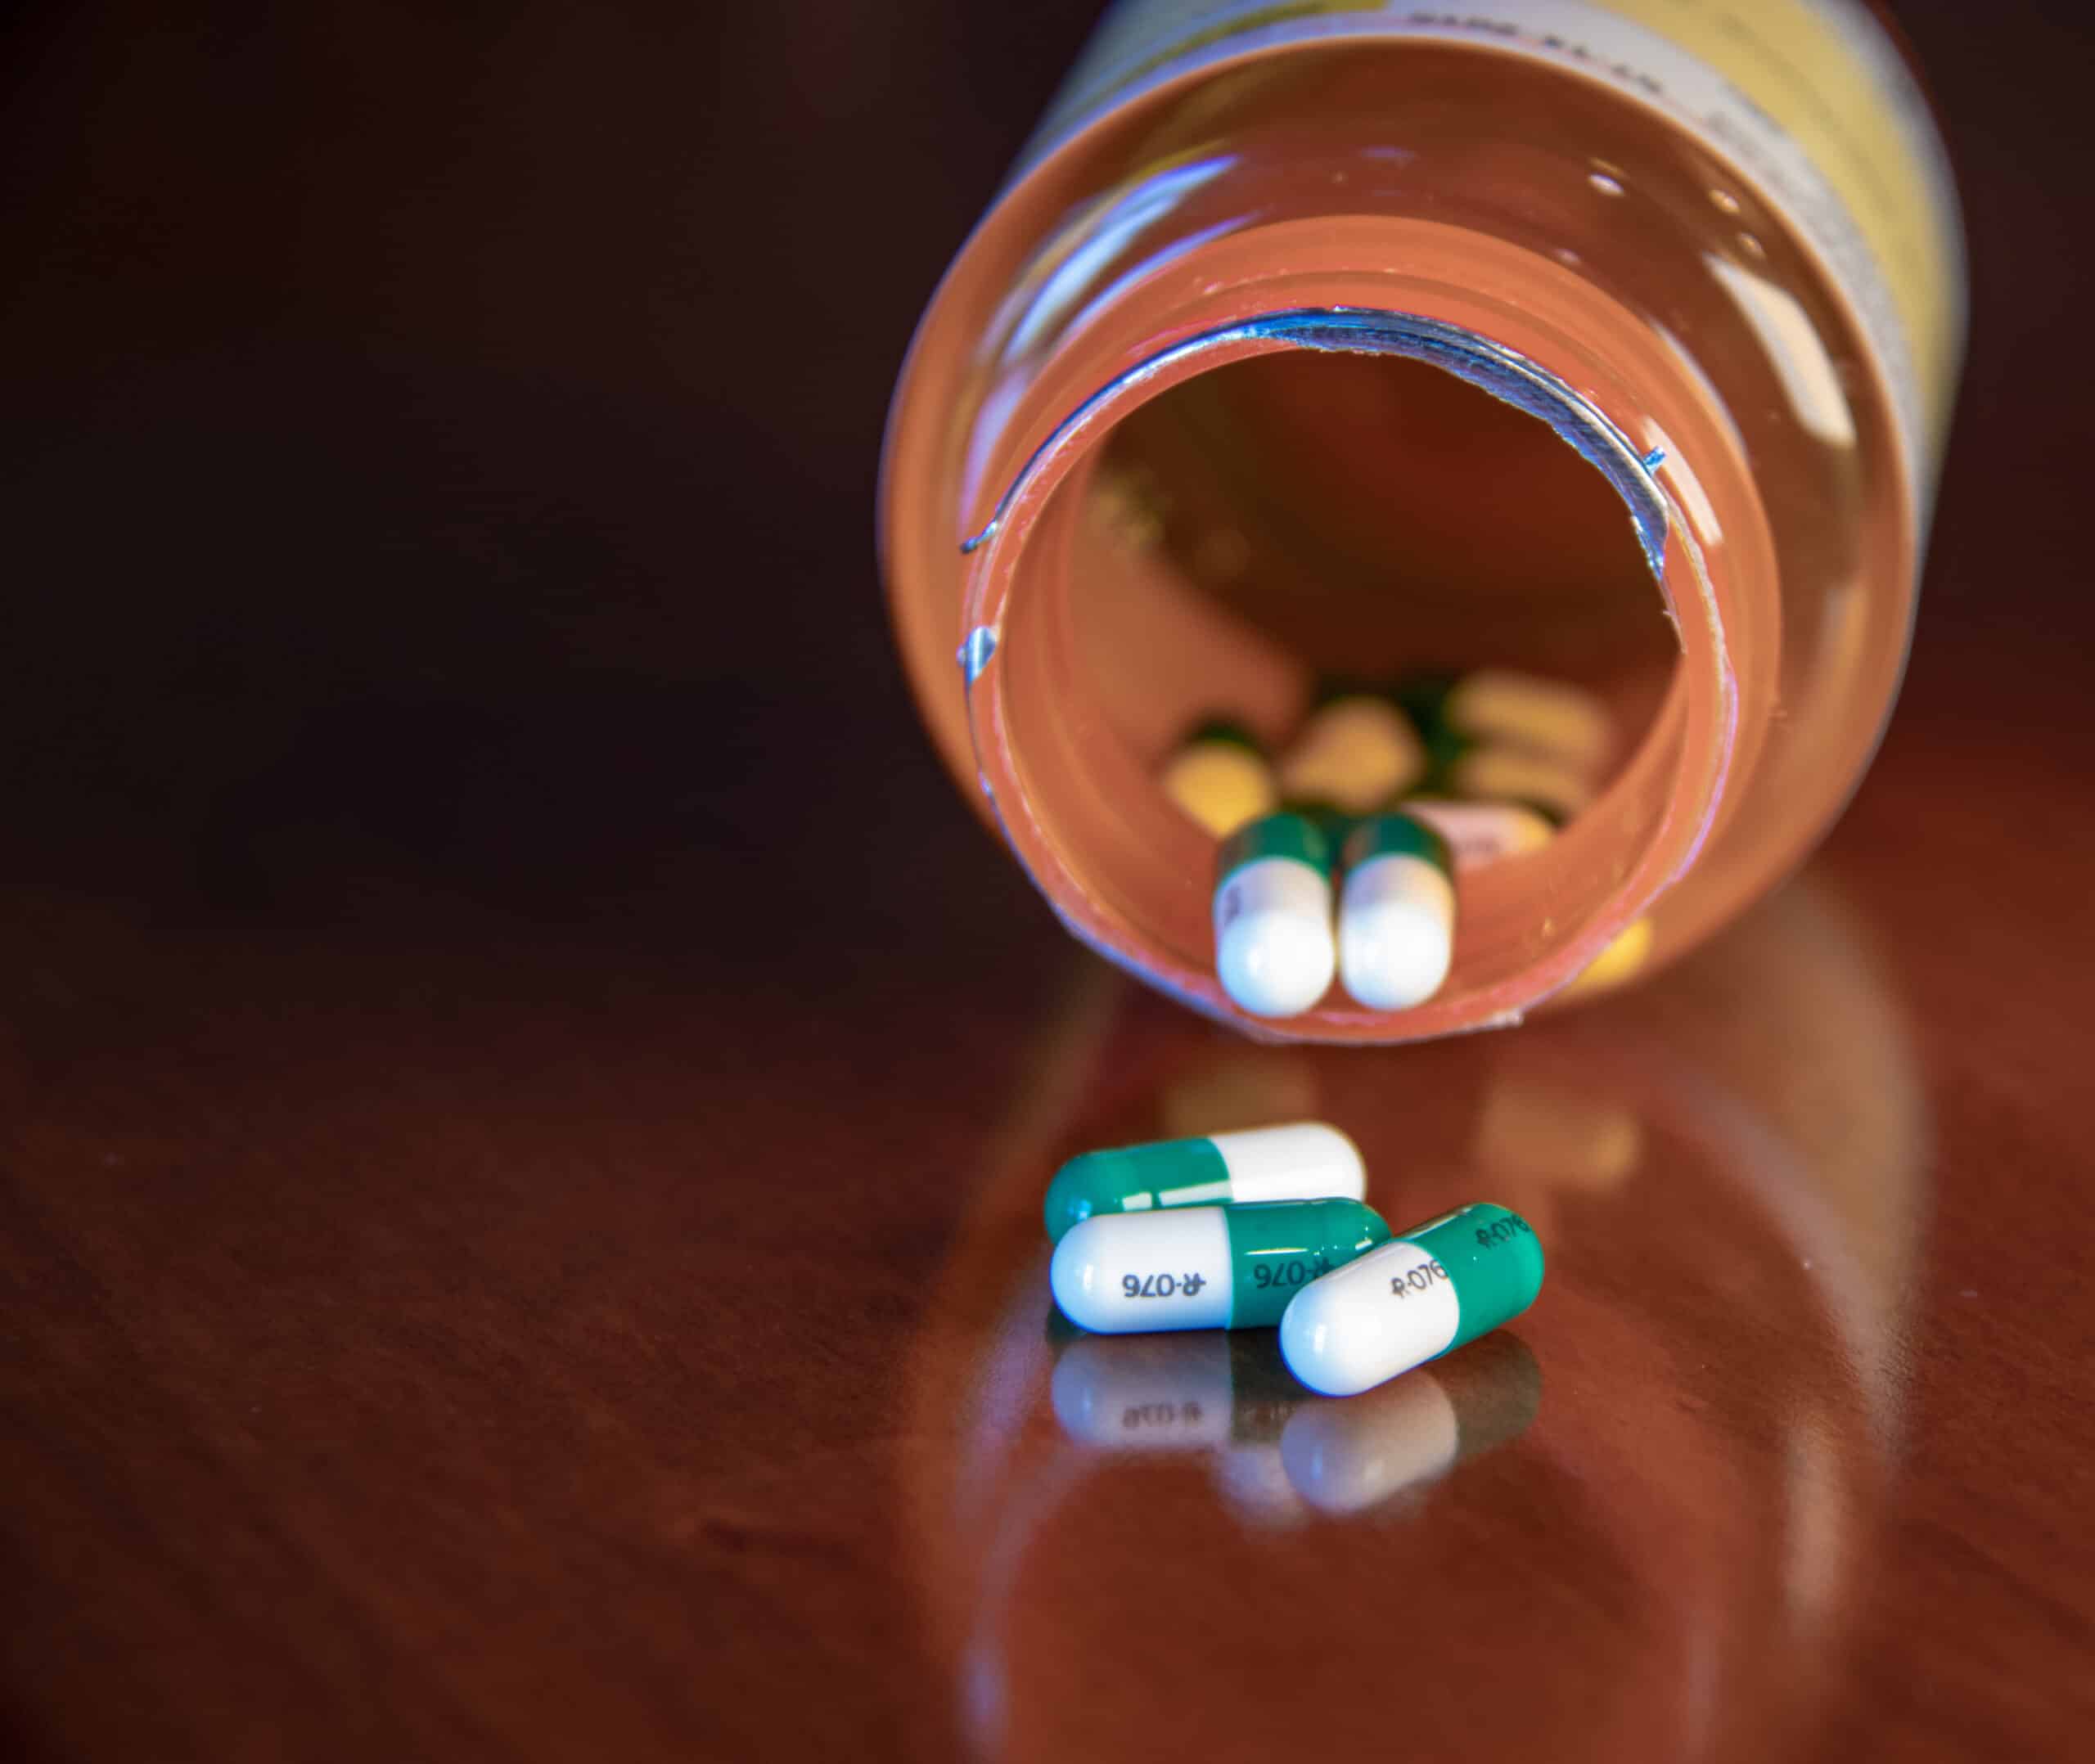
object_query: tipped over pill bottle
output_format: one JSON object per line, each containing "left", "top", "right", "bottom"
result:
{"left": 881, "top": 1, "right": 1963, "bottom": 1044}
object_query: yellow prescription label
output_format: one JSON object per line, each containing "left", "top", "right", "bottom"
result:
{"left": 1015, "top": 0, "right": 1964, "bottom": 511}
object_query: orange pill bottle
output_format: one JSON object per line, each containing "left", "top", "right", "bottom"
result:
{"left": 881, "top": 2, "right": 1963, "bottom": 1042}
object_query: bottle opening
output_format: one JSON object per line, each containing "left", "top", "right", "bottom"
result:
{"left": 962, "top": 310, "right": 1734, "bottom": 1041}
{"left": 1090, "top": 343, "right": 1678, "bottom": 775}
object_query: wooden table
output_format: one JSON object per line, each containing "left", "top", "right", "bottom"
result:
{"left": 5, "top": 2, "right": 2091, "bottom": 1757}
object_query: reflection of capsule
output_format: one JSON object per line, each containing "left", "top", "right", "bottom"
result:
{"left": 1280, "top": 1203, "right": 1544, "bottom": 1396}
{"left": 1474, "top": 1073, "right": 1642, "bottom": 1191}
{"left": 1155, "top": 1052, "right": 1320, "bottom": 1141}
{"left": 1210, "top": 1445, "right": 1308, "bottom": 1528}
{"left": 1051, "top": 1332, "right": 1237, "bottom": 1451}
{"left": 1053, "top": 1199, "right": 1390, "bottom": 1334}
{"left": 1280, "top": 1333, "right": 1542, "bottom": 1513}
{"left": 1044, "top": 1122, "right": 1364, "bottom": 1242}
{"left": 1050, "top": 1333, "right": 1309, "bottom": 1454}
{"left": 1223, "top": 1334, "right": 1310, "bottom": 1446}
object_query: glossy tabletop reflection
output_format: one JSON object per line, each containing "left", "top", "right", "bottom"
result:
{"left": 909, "top": 884, "right": 1934, "bottom": 1763}
{"left": 5, "top": 2, "right": 2094, "bottom": 1760}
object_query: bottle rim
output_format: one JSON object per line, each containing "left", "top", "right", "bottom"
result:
{"left": 952, "top": 234, "right": 1758, "bottom": 1042}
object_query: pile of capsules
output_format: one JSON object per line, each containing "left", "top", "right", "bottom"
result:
{"left": 1160, "top": 668, "right": 1613, "bottom": 1017}
{"left": 1046, "top": 1120, "right": 1543, "bottom": 1397}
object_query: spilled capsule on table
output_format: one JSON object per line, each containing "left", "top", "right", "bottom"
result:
{"left": 1044, "top": 1121, "right": 1365, "bottom": 1242}
{"left": 1280, "top": 1202, "right": 1543, "bottom": 1397}
{"left": 1052, "top": 1199, "right": 1390, "bottom": 1335}
{"left": 1047, "top": 1324, "right": 1540, "bottom": 1519}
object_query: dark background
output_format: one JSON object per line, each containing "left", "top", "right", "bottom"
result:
{"left": 5, "top": 4, "right": 2094, "bottom": 1760}
{"left": 4, "top": 0, "right": 1115, "bottom": 954}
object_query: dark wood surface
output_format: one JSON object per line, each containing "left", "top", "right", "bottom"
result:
{"left": 4, "top": 3, "right": 2093, "bottom": 1759}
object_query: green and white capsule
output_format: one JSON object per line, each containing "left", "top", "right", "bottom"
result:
{"left": 1276, "top": 692, "right": 1426, "bottom": 813}
{"left": 1045, "top": 1121, "right": 1365, "bottom": 1242}
{"left": 1214, "top": 811, "right": 1338, "bottom": 1017}
{"left": 1280, "top": 1203, "right": 1543, "bottom": 1396}
{"left": 1052, "top": 1199, "right": 1391, "bottom": 1335}
{"left": 1159, "top": 719, "right": 1277, "bottom": 838}
{"left": 1338, "top": 811, "right": 1456, "bottom": 1010}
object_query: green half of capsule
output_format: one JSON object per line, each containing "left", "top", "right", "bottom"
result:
{"left": 1214, "top": 808, "right": 1336, "bottom": 884}
{"left": 1043, "top": 1122, "right": 1366, "bottom": 1243}
{"left": 1280, "top": 798, "right": 1359, "bottom": 851}
{"left": 1223, "top": 1199, "right": 1392, "bottom": 1329}
{"left": 1399, "top": 1200, "right": 1547, "bottom": 1355}
{"left": 1340, "top": 808, "right": 1453, "bottom": 879}
{"left": 1278, "top": 1201, "right": 1546, "bottom": 1396}
{"left": 1048, "top": 1136, "right": 1230, "bottom": 1242}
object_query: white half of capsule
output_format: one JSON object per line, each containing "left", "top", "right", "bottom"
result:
{"left": 1280, "top": 1240, "right": 1461, "bottom": 1397}
{"left": 1214, "top": 857, "right": 1335, "bottom": 1018}
{"left": 1052, "top": 1208, "right": 1233, "bottom": 1334}
{"left": 1278, "top": 1371, "right": 1461, "bottom": 1514}
{"left": 1401, "top": 799, "right": 1556, "bottom": 870}
{"left": 1050, "top": 1333, "right": 1235, "bottom": 1451}
{"left": 1338, "top": 853, "right": 1455, "bottom": 1010}
{"left": 1208, "top": 1122, "right": 1364, "bottom": 1204}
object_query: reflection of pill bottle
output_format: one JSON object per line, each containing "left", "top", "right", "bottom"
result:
{"left": 881, "top": 2, "right": 1963, "bottom": 1044}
